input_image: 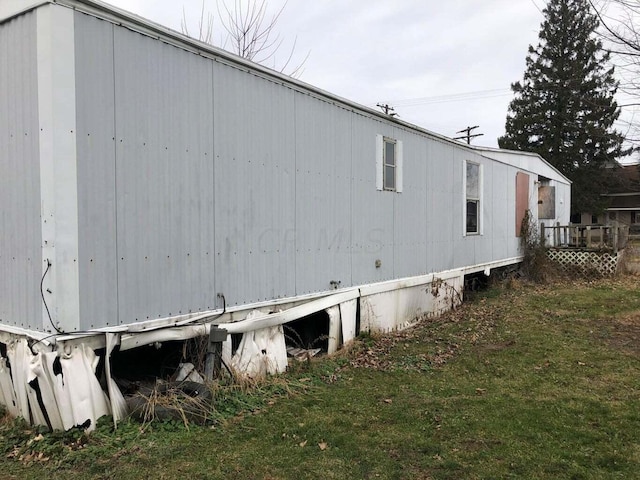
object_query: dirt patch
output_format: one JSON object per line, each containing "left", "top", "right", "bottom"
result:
{"left": 604, "top": 312, "right": 640, "bottom": 356}
{"left": 478, "top": 340, "right": 516, "bottom": 353}
{"left": 461, "top": 438, "right": 503, "bottom": 452}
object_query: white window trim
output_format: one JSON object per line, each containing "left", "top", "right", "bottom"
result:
{"left": 396, "top": 141, "right": 403, "bottom": 193}
{"left": 375, "top": 134, "right": 403, "bottom": 193}
{"left": 383, "top": 137, "right": 396, "bottom": 192}
{"left": 376, "top": 134, "right": 384, "bottom": 190}
{"left": 463, "top": 160, "right": 483, "bottom": 236}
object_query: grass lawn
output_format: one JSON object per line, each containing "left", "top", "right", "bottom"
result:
{"left": 2, "top": 276, "right": 640, "bottom": 479}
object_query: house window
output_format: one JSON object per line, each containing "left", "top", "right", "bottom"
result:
{"left": 632, "top": 212, "right": 638, "bottom": 224}
{"left": 466, "top": 162, "right": 480, "bottom": 234}
{"left": 375, "top": 134, "right": 403, "bottom": 192}
{"left": 384, "top": 138, "right": 396, "bottom": 190}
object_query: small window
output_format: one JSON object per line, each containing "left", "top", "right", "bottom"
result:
{"left": 375, "top": 135, "right": 403, "bottom": 192}
{"left": 466, "top": 200, "right": 478, "bottom": 233}
{"left": 632, "top": 212, "right": 638, "bottom": 224}
{"left": 592, "top": 214, "right": 599, "bottom": 224}
{"left": 383, "top": 138, "right": 396, "bottom": 191}
{"left": 466, "top": 162, "right": 480, "bottom": 234}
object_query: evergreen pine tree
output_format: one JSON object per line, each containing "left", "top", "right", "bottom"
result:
{"left": 498, "top": 0, "right": 625, "bottom": 215}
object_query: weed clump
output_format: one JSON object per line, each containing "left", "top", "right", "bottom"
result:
{"left": 125, "top": 370, "right": 313, "bottom": 429}
{"left": 519, "top": 209, "right": 551, "bottom": 283}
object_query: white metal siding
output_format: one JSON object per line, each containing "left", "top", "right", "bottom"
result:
{"left": 350, "top": 115, "right": 395, "bottom": 285}
{"left": 392, "top": 131, "right": 427, "bottom": 279}
{"left": 294, "top": 93, "right": 352, "bottom": 294}
{"left": 425, "top": 142, "right": 456, "bottom": 273}
{"left": 4, "top": 6, "right": 570, "bottom": 333}
{"left": 0, "top": 11, "right": 42, "bottom": 330}
{"left": 37, "top": 4, "right": 81, "bottom": 333}
{"left": 110, "top": 25, "right": 216, "bottom": 324}
{"left": 212, "top": 62, "right": 296, "bottom": 307}
{"left": 75, "top": 12, "right": 118, "bottom": 329}
{"left": 490, "top": 163, "right": 510, "bottom": 260}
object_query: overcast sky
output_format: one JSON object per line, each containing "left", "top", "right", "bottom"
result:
{"left": 105, "top": 0, "right": 637, "bottom": 155}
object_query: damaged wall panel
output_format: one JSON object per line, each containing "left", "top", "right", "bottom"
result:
{"left": 0, "top": 339, "right": 122, "bottom": 432}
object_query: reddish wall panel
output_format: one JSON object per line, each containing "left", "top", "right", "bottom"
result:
{"left": 516, "top": 172, "right": 530, "bottom": 236}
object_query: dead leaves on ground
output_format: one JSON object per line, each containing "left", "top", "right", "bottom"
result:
{"left": 347, "top": 299, "right": 501, "bottom": 372}
{"left": 282, "top": 431, "right": 328, "bottom": 451}
{"left": 292, "top": 438, "right": 328, "bottom": 451}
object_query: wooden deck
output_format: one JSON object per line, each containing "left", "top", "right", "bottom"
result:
{"left": 541, "top": 223, "right": 629, "bottom": 253}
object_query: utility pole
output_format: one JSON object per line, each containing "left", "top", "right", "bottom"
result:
{"left": 453, "top": 125, "right": 484, "bottom": 144}
{"left": 376, "top": 103, "right": 398, "bottom": 117}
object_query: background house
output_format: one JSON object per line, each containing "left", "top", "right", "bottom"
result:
{"left": 574, "top": 164, "right": 640, "bottom": 235}
{"left": 602, "top": 164, "right": 640, "bottom": 235}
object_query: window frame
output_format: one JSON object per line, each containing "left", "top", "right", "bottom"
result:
{"left": 464, "top": 161, "right": 482, "bottom": 236}
{"left": 383, "top": 137, "right": 396, "bottom": 191}
{"left": 375, "top": 134, "right": 403, "bottom": 193}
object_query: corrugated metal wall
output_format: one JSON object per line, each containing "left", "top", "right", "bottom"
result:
{"left": 70, "top": 11, "right": 535, "bottom": 329}
{"left": 213, "top": 63, "right": 296, "bottom": 307}
{"left": 350, "top": 115, "right": 396, "bottom": 285}
{"left": 392, "top": 128, "right": 428, "bottom": 279}
{"left": 74, "top": 13, "right": 118, "bottom": 329}
{"left": 0, "top": 11, "right": 42, "bottom": 330}
{"left": 75, "top": 13, "right": 218, "bottom": 328}
{"left": 294, "top": 94, "right": 352, "bottom": 294}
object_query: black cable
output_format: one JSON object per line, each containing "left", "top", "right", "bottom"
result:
{"left": 40, "top": 259, "right": 64, "bottom": 334}
{"left": 217, "top": 293, "right": 226, "bottom": 319}
{"left": 217, "top": 349, "right": 234, "bottom": 379}
{"left": 28, "top": 332, "right": 60, "bottom": 355}
{"left": 193, "top": 292, "right": 227, "bottom": 325}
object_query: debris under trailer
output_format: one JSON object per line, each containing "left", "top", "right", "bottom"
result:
{"left": 0, "top": 0, "right": 571, "bottom": 430}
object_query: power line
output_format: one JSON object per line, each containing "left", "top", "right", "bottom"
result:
{"left": 376, "top": 88, "right": 512, "bottom": 109}
{"left": 529, "top": 0, "right": 544, "bottom": 14}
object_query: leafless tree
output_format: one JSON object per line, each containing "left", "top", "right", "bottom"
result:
{"left": 589, "top": 0, "right": 640, "bottom": 148}
{"left": 181, "top": 0, "right": 308, "bottom": 78}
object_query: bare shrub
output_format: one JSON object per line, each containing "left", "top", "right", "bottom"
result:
{"left": 519, "top": 209, "right": 552, "bottom": 282}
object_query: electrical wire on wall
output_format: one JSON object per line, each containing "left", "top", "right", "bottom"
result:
{"left": 41, "top": 259, "right": 64, "bottom": 334}
{"left": 193, "top": 293, "right": 227, "bottom": 325}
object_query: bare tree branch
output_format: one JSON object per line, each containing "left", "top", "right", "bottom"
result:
{"left": 181, "top": 0, "right": 308, "bottom": 78}
{"left": 181, "top": 1, "right": 214, "bottom": 45}
{"left": 589, "top": 0, "right": 640, "bottom": 155}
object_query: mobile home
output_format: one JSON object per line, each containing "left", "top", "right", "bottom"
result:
{"left": 0, "top": 0, "right": 571, "bottom": 429}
